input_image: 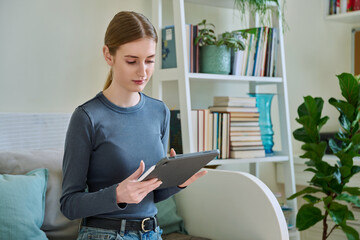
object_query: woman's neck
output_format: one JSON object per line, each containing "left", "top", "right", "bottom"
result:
{"left": 102, "top": 87, "right": 140, "bottom": 108}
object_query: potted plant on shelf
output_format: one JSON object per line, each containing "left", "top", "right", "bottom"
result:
{"left": 287, "top": 73, "right": 360, "bottom": 240}
{"left": 194, "top": 19, "right": 245, "bottom": 75}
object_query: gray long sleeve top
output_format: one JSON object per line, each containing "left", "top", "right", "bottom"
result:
{"left": 60, "top": 92, "right": 181, "bottom": 220}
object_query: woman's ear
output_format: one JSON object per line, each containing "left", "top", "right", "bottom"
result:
{"left": 103, "top": 45, "right": 114, "bottom": 66}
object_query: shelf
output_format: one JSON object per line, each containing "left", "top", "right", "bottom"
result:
{"left": 184, "top": 0, "right": 277, "bottom": 10}
{"left": 189, "top": 73, "right": 283, "bottom": 83}
{"left": 156, "top": 69, "right": 283, "bottom": 83}
{"left": 207, "top": 152, "right": 289, "bottom": 165}
{"left": 326, "top": 10, "right": 360, "bottom": 23}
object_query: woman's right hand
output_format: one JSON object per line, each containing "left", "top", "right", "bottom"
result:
{"left": 115, "top": 160, "right": 162, "bottom": 204}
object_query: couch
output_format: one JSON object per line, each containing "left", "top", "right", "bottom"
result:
{"left": 0, "top": 149, "right": 289, "bottom": 240}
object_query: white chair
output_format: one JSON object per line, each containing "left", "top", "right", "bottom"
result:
{"left": 175, "top": 169, "right": 289, "bottom": 240}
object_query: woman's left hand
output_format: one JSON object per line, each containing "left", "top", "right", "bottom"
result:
{"left": 169, "top": 148, "right": 208, "bottom": 188}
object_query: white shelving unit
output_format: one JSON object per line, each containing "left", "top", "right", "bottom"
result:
{"left": 151, "top": 0, "right": 299, "bottom": 239}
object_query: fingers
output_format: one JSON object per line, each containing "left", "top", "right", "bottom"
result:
{"left": 170, "top": 148, "right": 176, "bottom": 157}
{"left": 128, "top": 160, "right": 145, "bottom": 180}
{"left": 138, "top": 179, "right": 162, "bottom": 195}
{"left": 196, "top": 170, "right": 208, "bottom": 178}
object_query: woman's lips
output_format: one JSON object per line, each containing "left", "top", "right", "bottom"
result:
{"left": 133, "top": 80, "right": 145, "bottom": 85}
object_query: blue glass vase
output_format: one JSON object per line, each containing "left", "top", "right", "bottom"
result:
{"left": 249, "top": 93, "right": 275, "bottom": 154}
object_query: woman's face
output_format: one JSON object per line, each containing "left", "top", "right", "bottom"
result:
{"left": 105, "top": 38, "right": 156, "bottom": 93}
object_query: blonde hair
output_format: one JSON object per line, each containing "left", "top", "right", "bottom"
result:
{"left": 103, "top": 11, "right": 158, "bottom": 90}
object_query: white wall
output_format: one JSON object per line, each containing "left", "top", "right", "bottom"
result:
{"left": 0, "top": 0, "right": 355, "bottom": 193}
{"left": 0, "top": 0, "right": 152, "bottom": 112}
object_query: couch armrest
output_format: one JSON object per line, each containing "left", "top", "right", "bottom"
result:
{"left": 174, "top": 169, "right": 288, "bottom": 240}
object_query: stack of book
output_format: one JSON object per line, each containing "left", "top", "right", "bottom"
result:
{"left": 209, "top": 96, "right": 266, "bottom": 159}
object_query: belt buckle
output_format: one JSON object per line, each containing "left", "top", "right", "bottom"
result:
{"left": 141, "top": 217, "right": 151, "bottom": 232}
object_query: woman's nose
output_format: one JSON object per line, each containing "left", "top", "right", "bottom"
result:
{"left": 137, "top": 63, "right": 147, "bottom": 79}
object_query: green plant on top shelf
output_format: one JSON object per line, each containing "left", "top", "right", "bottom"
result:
{"left": 287, "top": 73, "right": 360, "bottom": 240}
{"left": 194, "top": 19, "right": 245, "bottom": 52}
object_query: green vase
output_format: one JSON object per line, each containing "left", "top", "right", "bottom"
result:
{"left": 199, "top": 45, "right": 231, "bottom": 74}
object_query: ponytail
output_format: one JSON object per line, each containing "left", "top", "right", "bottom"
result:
{"left": 103, "top": 69, "right": 113, "bottom": 91}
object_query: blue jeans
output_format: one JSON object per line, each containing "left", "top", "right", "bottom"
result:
{"left": 77, "top": 226, "right": 163, "bottom": 240}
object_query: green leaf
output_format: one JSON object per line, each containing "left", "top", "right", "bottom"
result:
{"left": 351, "top": 166, "right": 360, "bottom": 176}
{"left": 328, "top": 202, "right": 348, "bottom": 224}
{"left": 343, "top": 187, "right": 360, "bottom": 196}
{"left": 315, "top": 161, "right": 334, "bottom": 176}
{"left": 338, "top": 72, "right": 359, "bottom": 107}
{"left": 304, "top": 168, "right": 317, "bottom": 174}
{"left": 303, "top": 194, "right": 321, "bottom": 204}
{"left": 296, "top": 116, "right": 319, "bottom": 142}
{"left": 340, "top": 166, "right": 352, "bottom": 178}
{"left": 328, "top": 179, "right": 344, "bottom": 194}
{"left": 296, "top": 204, "right": 324, "bottom": 231}
{"left": 287, "top": 187, "right": 323, "bottom": 200}
{"left": 297, "top": 96, "right": 325, "bottom": 124}
{"left": 323, "top": 196, "right": 333, "bottom": 206}
{"left": 336, "top": 193, "right": 360, "bottom": 207}
{"left": 333, "top": 168, "right": 342, "bottom": 184}
{"left": 341, "top": 224, "right": 359, "bottom": 240}
{"left": 329, "top": 138, "right": 342, "bottom": 153}
{"left": 339, "top": 114, "right": 352, "bottom": 132}
{"left": 329, "top": 98, "right": 355, "bottom": 122}
{"left": 293, "top": 128, "right": 313, "bottom": 143}
{"left": 318, "top": 116, "right": 330, "bottom": 131}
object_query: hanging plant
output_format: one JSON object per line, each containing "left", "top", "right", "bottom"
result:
{"left": 233, "top": 0, "right": 287, "bottom": 30}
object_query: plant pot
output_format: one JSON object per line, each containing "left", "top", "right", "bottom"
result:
{"left": 199, "top": 45, "right": 231, "bottom": 74}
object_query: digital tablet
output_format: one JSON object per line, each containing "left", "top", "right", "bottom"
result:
{"left": 137, "top": 149, "right": 220, "bottom": 189}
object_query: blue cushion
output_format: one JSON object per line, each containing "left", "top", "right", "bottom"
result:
{"left": 0, "top": 168, "right": 48, "bottom": 240}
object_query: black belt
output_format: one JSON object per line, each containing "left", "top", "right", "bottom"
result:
{"left": 83, "top": 216, "right": 158, "bottom": 232}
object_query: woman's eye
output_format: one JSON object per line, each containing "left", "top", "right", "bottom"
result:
{"left": 126, "top": 61, "right": 136, "bottom": 64}
{"left": 146, "top": 60, "right": 155, "bottom": 64}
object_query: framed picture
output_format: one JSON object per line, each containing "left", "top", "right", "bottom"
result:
{"left": 352, "top": 27, "right": 360, "bottom": 76}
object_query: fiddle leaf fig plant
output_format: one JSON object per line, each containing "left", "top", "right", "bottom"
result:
{"left": 288, "top": 73, "right": 360, "bottom": 240}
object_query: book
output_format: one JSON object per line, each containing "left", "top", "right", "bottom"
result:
{"left": 230, "top": 141, "right": 263, "bottom": 147}
{"left": 230, "top": 135, "right": 262, "bottom": 141}
{"left": 230, "top": 112, "right": 260, "bottom": 117}
{"left": 221, "top": 113, "right": 230, "bottom": 159}
{"left": 254, "top": 27, "right": 265, "bottom": 76}
{"left": 265, "top": 28, "right": 273, "bottom": 77}
{"left": 230, "top": 122, "right": 259, "bottom": 127}
{"left": 354, "top": 0, "right": 360, "bottom": 10}
{"left": 213, "top": 96, "right": 256, "bottom": 107}
{"left": 162, "top": 26, "right": 177, "bottom": 69}
{"left": 230, "top": 117, "right": 259, "bottom": 122}
{"left": 169, "top": 110, "right": 183, "bottom": 154}
{"left": 230, "top": 149, "right": 265, "bottom": 158}
{"left": 230, "top": 126, "right": 261, "bottom": 131}
{"left": 191, "top": 110, "right": 198, "bottom": 152}
{"left": 230, "top": 145, "right": 264, "bottom": 151}
{"left": 230, "top": 131, "right": 261, "bottom": 136}
{"left": 209, "top": 106, "right": 258, "bottom": 112}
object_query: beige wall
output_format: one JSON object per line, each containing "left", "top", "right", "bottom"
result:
{"left": 0, "top": 0, "right": 356, "bottom": 192}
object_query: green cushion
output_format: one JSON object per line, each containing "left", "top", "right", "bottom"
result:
{"left": 0, "top": 168, "right": 48, "bottom": 240}
{"left": 156, "top": 196, "right": 187, "bottom": 235}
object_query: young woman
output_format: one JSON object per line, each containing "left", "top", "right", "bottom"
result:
{"left": 60, "top": 11, "right": 206, "bottom": 240}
